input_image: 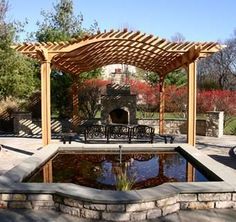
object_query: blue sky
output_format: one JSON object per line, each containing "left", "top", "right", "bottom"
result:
{"left": 7, "top": 0, "right": 236, "bottom": 42}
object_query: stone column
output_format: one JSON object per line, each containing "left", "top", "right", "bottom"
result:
{"left": 206, "top": 111, "right": 224, "bottom": 137}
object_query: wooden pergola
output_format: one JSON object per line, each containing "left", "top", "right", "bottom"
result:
{"left": 13, "top": 29, "right": 223, "bottom": 146}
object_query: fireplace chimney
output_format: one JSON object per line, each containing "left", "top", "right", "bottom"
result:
{"left": 115, "top": 68, "right": 122, "bottom": 74}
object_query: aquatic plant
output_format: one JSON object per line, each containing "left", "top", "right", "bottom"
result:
{"left": 115, "top": 171, "right": 135, "bottom": 191}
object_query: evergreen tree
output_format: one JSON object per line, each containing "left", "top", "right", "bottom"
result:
{"left": 164, "top": 69, "right": 187, "bottom": 87}
{"left": 34, "top": 0, "right": 102, "bottom": 117}
{"left": 35, "top": 0, "right": 84, "bottom": 42}
{"left": 135, "top": 67, "right": 186, "bottom": 87}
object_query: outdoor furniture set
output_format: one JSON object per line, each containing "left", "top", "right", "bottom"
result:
{"left": 61, "top": 124, "right": 174, "bottom": 144}
{"left": 84, "top": 124, "right": 174, "bottom": 144}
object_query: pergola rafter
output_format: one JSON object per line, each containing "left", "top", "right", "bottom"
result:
{"left": 12, "top": 29, "right": 224, "bottom": 146}
{"left": 13, "top": 29, "right": 222, "bottom": 75}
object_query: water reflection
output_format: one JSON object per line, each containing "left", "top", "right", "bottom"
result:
{"left": 27, "top": 152, "right": 208, "bottom": 190}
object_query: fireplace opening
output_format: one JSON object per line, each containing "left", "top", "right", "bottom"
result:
{"left": 101, "top": 82, "right": 137, "bottom": 125}
{"left": 109, "top": 109, "right": 128, "bottom": 124}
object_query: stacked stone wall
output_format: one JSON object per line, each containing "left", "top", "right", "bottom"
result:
{"left": 11, "top": 111, "right": 224, "bottom": 137}
{"left": 1, "top": 192, "right": 236, "bottom": 221}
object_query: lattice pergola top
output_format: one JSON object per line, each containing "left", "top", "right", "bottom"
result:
{"left": 13, "top": 29, "right": 224, "bottom": 76}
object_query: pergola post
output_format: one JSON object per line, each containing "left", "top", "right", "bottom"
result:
{"left": 185, "top": 61, "right": 197, "bottom": 182}
{"left": 41, "top": 59, "right": 52, "bottom": 146}
{"left": 187, "top": 61, "right": 197, "bottom": 146}
{"left": 72, "top": 81, "right": 79, "bottom": 129}
{"left": 159, "top": 76, "right": 165, "bottom": 134}
{"left": 43, "top": 160, "right": 53, "bottom": 182}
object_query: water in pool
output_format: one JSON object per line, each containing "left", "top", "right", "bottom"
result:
{"left": 26, "top": 152, "right": 209, "bottom": 190}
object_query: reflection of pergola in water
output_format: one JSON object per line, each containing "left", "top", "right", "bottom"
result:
{"left": 13, "top": 29, "right": 223, "bottom": 146}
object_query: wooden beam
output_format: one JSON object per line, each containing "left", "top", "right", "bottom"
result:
{"left": 43, "top": 160, "right": 53, "bottom": 183}
{"left": 186, "top": 163, "right": 194, "bottom": 182}
{"left": 72, "top": 81, "right": 80, "bottom": 129}
{"left": 159, "top": 76, "right": 165, "bottom": 134}
{"left": 13, "top": 31, "right": 224, "bottom": 79}
{"left": 187, "top": 61, "right": 197, "bottom": 146}
{"left": 161, "top": 45, "right": 201, "bottom": 75}
{"left": 39, "top": 47, "right": 52, "bottom": 146}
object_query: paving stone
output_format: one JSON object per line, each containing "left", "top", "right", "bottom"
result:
{"left": 130, "top": 211, "right": 146, "bottom": 221}
{"left": 31, "top": 200, "right": 55, "bottom": 209}
{"left": 215, "top": 201, "right": 235, "bottom": 208}
{"left": 126, "top": 202, "right": 155, "bottom": 212}
{"left": 179, "top": 193, "right": 197, "bottom": 202}
{"left": 147, "top": 209, "right": 162, "bottom": 219}
{"left": 232, "top": 193, "right": 236, "bottom": 201}
{"left": 172, "top": 181, "right": 234, "bottom": 193}
{"left": 136, "top": 184, "right": 179, "bottom": 201}
{"left": 63, "top": 197, "right": 83, "bottom": 208}
{"left": 2, "top": 194, "right": 27, "bottom": 201}
{"left": 198, "top": 193, "right": 231, "bottom": 201}
{"left": 181, "top": 201, "right": 215, "bottom": 210}
{"left": 102, "top": 212, "right": 130, "bottom": 221}
{"left": 28, "top": 194, "right": 53, "bottom": 201}
{"left": 81, "top": 208, "right": 100, "bottom": 219}
{"left": 156, "top": 196, "right": 177, "bottom": 207}
{"left": 8, "top": 201, "right": 32, "bottom": 209}
{"left": 54, "top": 202, "right": 59, "bottom": 209}
{"left": 0, "top": 201, "right": 7, "bottom": 209}
{"left": 83, "top": 202, "right": 106, "bottom": 211}
{"left": 162, "top": 203, "right": 180, "bottom": 216}
{"left": 54, "top": 195, "right": 64, "bottom": 203}
{"left": 59, "top": 204, "right": 80, "bottom": 216}
{"left": 106, "top": 204, "right": 125, "bottom": 212}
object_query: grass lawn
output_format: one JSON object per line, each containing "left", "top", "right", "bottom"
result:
{"left": 224, "top": 116, "right": 236, "bottom": 135}
{"left": 136, "top": 111, "right": 206, "bottom": 120}
{"left": 136, "top": 111, "right": 184, "bottom": 119}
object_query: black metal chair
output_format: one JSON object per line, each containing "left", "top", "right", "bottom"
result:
{"left": 84, "top": 124, "right": 107, "bottom": 143}
{"left": 130, "top": 125, "right": 154, "bottom": 143}
{"left": 106, "top": 124, "right": 131, "bottom": 143}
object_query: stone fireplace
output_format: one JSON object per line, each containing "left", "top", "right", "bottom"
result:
{"left": 109, "top": 108, "right": 128, "bottom": 124}
{"left": 101, "top": 83, "right": 137, "bottom": 125}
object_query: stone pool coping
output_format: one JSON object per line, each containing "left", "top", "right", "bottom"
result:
{"left": 1, "top": 143, "right": 236, "bottom": 201}
{"left": 1, "top": 143, "right": 236, "bottom": 221}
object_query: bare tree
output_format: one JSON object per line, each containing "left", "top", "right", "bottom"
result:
{"left": 0, "top": 0, "right": 8, "bottom": 21}
{"left": 171, "top": 32, "right": 186, "bottom": 43}
{"left": 198, "top": 33, "right": 236, "bottom": 90}
{"left": 0, "top": 0, "right": 9, "bottom": 38}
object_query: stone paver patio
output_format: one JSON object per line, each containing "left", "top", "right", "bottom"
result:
{"left": 0, "top": 134, "right": 235, "bottom": 221}
{"left": 1, "top": 135, "right": 235, "bottom": 175}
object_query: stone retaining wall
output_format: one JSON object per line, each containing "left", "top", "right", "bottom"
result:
{"left": 0, "top": 144, "right": 236, "bottom": 221}
{"left": 11, "top": 111, "right": 224, "bottom": 137}
{"left": 1, "top": 192, "right": 235, "bottom": 221}
{"left": 137, "top": 119, "right": 207, "bottom": 135}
